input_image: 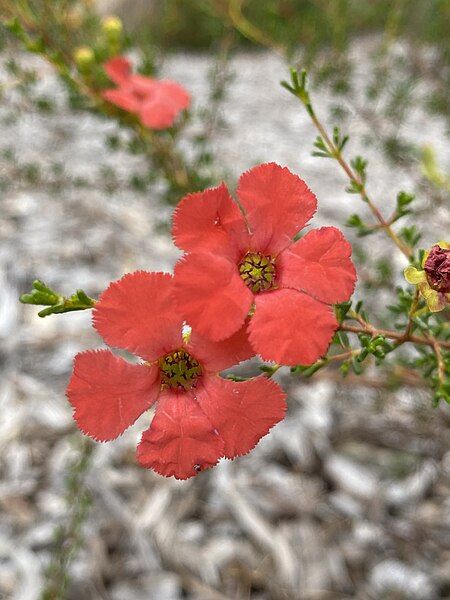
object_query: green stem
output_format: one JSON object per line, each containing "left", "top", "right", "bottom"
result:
{"left": 305, "top": 104, "right": 413, "bottom": 259}
{"left": 41, "top": 437, "right": 93, "bottom": 600}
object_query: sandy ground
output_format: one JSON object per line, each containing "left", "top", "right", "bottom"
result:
{"left": 1, "top": 47, "right": 450, "bottom": 599}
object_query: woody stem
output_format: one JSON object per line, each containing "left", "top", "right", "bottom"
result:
{"left": 340, "top": 323, "right": 450, "bottom": 351}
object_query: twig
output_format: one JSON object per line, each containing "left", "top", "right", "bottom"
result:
{"left": 226, "top": 0, "right": 285, "bottom": 56}
{"left": 340, "top": 323, "right": 450, "bottom": 351}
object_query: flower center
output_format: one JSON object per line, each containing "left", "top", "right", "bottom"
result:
{"left": 159, "top": 349, "right": 202, "bottom": 390}
{"left": 239, "top": 252, "right": 276, "bottom": 293}
{"left": 132, "top": 89, "right": 150, "bottom": 101}
{"left": 424, "top": 245, "right": 450, "bottom": 293}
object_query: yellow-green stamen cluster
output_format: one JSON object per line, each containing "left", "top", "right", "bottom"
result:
{"left": 239, "top": 252, "right": 276, "bottom": 293}
{"left": 159, "top": 349, "right": 202, "bottom": 390}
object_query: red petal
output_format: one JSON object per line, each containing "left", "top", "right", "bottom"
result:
{"left": 139, "top": 101, "right": 182, "bottom": 129}
{"left": 159, "top": 80, "right": 191, "bottom": 110}
{"left": 93, "top": 271, "right": 183, "bottom": 361}
{"left": 102, "top": 88, "right": 139, "bottom": 113}
{"left": 104, "top": 56, "right": 132, "bottom": 85}
{"left": 67, "top": 350, "right": 160, "bottom": 442}
{"left": 131, "top": 77, "right": 190, "bottom": 108}
{"left": 138, "top": 80, "right": 190, "bottom": 129}
{"left": 248, "top": 289, "right": 338, "bottom": 366}
{"left": 279, "top": 227, "right": 357, "bottom": 304}
{"left": 128, "top": 74, "right": 159, "bottom": 94}
{"left": 172, "top": 184, "right": 248, "bottom": 259}
{"left": 139, "top": 102, "right": 177, "bottom": 129}
{"left": 174, "top": 253, "right": 253, "bottom": 341}
{"left": 196, "top": 375, "right": 286, "bottom": 458}
{"left": 136, "top": 390, "right": 224, "bottom": 479}
{"left": 186, "top": 319, "right": 254, "bottom": 372}
{"left": 237, "top": 163, "right": 317, "bottom": 255}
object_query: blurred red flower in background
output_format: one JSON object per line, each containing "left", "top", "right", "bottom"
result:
{"left": 67, "top": 271, "right": 286, "bottom": 480}
{"left": 102, "top": 56, "right": 190, "bottom": 129}
{"left": 173, "top": 163, "right": 357, "bottom": 366}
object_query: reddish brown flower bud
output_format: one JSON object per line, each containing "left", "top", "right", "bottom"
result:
{"left": 424, "top": 245, "right": 450, "bottom": 293}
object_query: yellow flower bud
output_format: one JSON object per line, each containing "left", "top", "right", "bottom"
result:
{"left": 102, "top": 16, "right": 123, "bottom": 40}
{"left": 74, "top": 46, "right": 95, "bottom": 70}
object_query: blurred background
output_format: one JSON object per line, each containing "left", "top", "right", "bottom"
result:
{"left": 1, "top": 1, "right": 450, "bottom": 598}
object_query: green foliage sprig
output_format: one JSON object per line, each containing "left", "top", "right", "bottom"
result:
{"left": 281, "top": 67, "right": 450, "bottom": 405}
{"left": 20, "top": 280, "right": 95, "bottom": 317}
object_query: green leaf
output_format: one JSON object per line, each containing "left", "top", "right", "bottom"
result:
{"left": 351, "top": 357, "right": 363, "bottom": 374}
{"left": 350, "top": 156, "right": 367, "bottom": 182}
{"left": 346, "top": 214, "right": 374, "bottom": 236}
{"left": 335, "top": 301, "right": 352, "bottom": 322}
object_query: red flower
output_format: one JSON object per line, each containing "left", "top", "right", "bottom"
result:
{"left": 173, "top": 163, "right": 356, "bottom": 366}
{"left": 102, "top": 56, "right": 190, "bottom": 130}
{"left": 67, "top": 271, "right": 286, "bottom": 480}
